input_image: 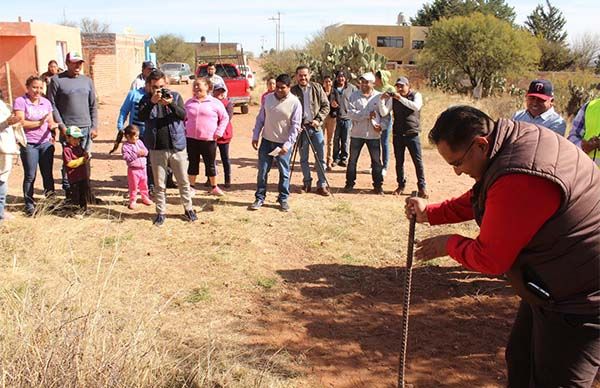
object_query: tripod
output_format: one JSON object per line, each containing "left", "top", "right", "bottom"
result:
{"left": 290, "top": 127, "right": 334, "bottom": 198}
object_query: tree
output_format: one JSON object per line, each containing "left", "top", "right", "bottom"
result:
{"left": 58, "top": 17, "right": 111, "bottom": 33}
{"left": 571, "top": 32, "right": 600, "bottom": 70}
{"left": 420, "top": 13, "right": 539, "bottom": 97}
{"left": 150, "top": 34, "right": 195, "bottom": 68}
{"left": 410, "top": 0, "right": 515, "bottom": 26}
{"left": 525, "top": 0, "right": 567, "bottom": 44}
{"left": 537, "top": 38, "right": 574, "bottom": 71}
{"left": 595, "top": 54, "right": 600, "bottom": 75}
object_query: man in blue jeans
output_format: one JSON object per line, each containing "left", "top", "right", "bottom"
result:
{"left": 250, "top": 74, "right": 302, "bottom": 212}
{"left": 332, "top": 70, "right": 357, "bottom": 167}
{"left": 381, "top": 76, "right": 428, "bottom": 198}
{"left": 344, "top": 72, "right": 385, "bottom": 195}
{"left": 291, "top": 65, "right": 331, "bottom": 196}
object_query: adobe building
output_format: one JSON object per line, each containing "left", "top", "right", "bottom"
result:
{"left": 81, "top": 33, "right": 147, "bottom": 99}
{"left": 325, "top": 13, "right": 429, "bottom": 67}
{"left": 0, "top": 21, "right": 81, "bottom": 103}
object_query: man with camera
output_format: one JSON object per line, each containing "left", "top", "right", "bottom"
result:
{"left": 138, "top": 70, "right": 196, "bottom": 226}
{"left": 290, "top": 65, "right": 331, "bottom": 196}
{"left": 380, "top": 76, "right": 427, "bottom": 198}
{"left": 568, "top": 97, "right": 600, "bottom": 167}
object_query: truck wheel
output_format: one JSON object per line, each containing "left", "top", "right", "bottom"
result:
{"left": 241, "top": 105, "right": 249, "bottom": 114}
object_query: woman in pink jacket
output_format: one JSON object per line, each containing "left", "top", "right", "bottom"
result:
{"left": 185, "top": 78, "right": 229, "bottom": 196}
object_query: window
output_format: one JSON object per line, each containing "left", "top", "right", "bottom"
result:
{"left": 56, "top": 41, "right": 67, "bottom": 69}
{"left": 376, "top": 36, "right": 404, "bottom": 48}
{"left": 412, "top": 40, "right": 425, "bottom": 50}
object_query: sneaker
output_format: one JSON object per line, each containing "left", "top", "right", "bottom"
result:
{"left": 141, "top": 197, "right": 153, "bottom": 206}
{"left": 374, "top": 187, "right": 385, "bottom": 195}
{"left": 248, "top": 199, "right": 263, "bottom": 211}
{"left": 418, "top": 188, "right": 429, "bottom": 199}
{"left": 300, "top": 183, "right": 311, "bottom": 194}
{"left": 24, "top": 207, "right": 35, "bottom": 217}
{"left": 316, "top": 187, "right": 331, "bottom": 197}
{"left": 278, "top": 200, "right": 290, "bottom": 212}
{"left": 338, "top": 160, "right": 347, "bottom": 167}
{"left": 393, "top": 186, "right": 405, "bottom": 196}
{"left": 128, "top": 202, "right": 137, "bottom": 210}
{"left": 184, "top": 209, "right": 198, "bottom": 222}
{"left": 153, "top": 214, "right": 166, "bottom": 226}
{"left": 382, "top": 168, "right": 387, "bottom": 177}
{"left": 342, "top": 185, "right": 354, "bottom": 193}
{"left": 203, "top": 178, "right": 211, "bottom": 188}
{"left": 210, "top": 186, "right": 225, "bottom": 196}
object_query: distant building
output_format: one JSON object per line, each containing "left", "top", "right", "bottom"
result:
{"left": 0, "top": 21, "right": 82, "bottom": 102}
{"left": 188, "top": 36, "right": 239, "bottom": 59}
{"left": 325, "top": 16, "right": 428, "bottom": 67}
{"left": 81, "top": 33, "right": 147, "bottom": 98}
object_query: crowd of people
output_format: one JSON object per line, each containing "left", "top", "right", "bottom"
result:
{"left": 0, "top": 52, "right": 599, "bottom": 224}
{"left": 0, "top": 50, "right": 599, "bottom": 387}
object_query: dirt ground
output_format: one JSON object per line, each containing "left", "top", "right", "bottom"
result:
{"left": 4, "top": 82, "right": 598, "bottom": 387}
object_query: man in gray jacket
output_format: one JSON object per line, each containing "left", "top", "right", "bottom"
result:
{"left": 291, "top": 65, "right": 331, "bottom": 196}
{"left": 332, "top": 70, "right": 358, "bottom": 167}
{"left": 48, "top": 51, "right": 98, "bottom": 196}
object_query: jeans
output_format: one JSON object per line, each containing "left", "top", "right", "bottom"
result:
{"left": 255, "top": 139, "right": 291, "bottom": 202}
{"left": 60, "top": 126, "right": 92, "bottom": 191}
{"left": 380, "top": 116, "right": 392, "bottom": 170}
{"left": 149, "top": 149, "right": 193, "bottom": 214}
{"left": 0, "top": 179, "right": 7, "bottom": 220}
{"left": 393, "top": 134, "right": 426, "bottom": 190}
{"left": 333, "top": 118, "right": 352, "bottom": 162}
{"left": 345, "top": 137, "right": 383, "bottom": 189}
{"left": 299, "top": 128, "right": 327, "bottom": 188}
{"left": 217, "top": 143, "right": 231, "bottom": 182}
{"left": 20, "top": 142, "right": 55, "bottom": 211}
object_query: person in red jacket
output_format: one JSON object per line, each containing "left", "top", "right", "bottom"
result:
{"left": 212, "top": 82, "right": 233, "bottom": 187}
{"left": 405, "top": 105, "right": 599, "bottom": 388}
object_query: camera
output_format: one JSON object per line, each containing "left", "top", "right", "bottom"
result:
{"left": 160, "top": 88, "right": 172, "bottom": 99}
{"left": 386, "top": 91, "right": 395, "bottom": 97}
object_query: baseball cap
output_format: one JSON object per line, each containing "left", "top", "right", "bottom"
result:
{"left": 142, "top": 61, "right": 155, "bottom": 70}
{"left": 526, "top": 79, "right": 554, "bottom": 100}
{"left": 359, "top": 72, "right": 376, "bottom": 83}
{"left": 66, "top": 126, "right": 84, "bottom": 138}
{"left": 213, "top": 82, "right": 227, "bottom": 91}
{"left": 65, "top": 51, "right": 85, "bottom": 63}
{"left": 395, "top": 76, "right": 410, "bottom": 86}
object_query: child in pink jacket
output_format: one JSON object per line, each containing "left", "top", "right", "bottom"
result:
{"left": 122, "top": 125, "right": 152, "bottom": 209}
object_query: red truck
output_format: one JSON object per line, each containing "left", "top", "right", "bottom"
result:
{"left": 195, "top": 62, "right": 251, "bottom": 114}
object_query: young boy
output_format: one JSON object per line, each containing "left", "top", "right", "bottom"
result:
{"left": 62, "top": 126, "right": 90, "bottom": 210}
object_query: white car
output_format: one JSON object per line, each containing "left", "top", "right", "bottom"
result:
{"left": 238, "top": 65, "right": 256, "bottom": 89}
{"left": 160, "top": 62, "right": 193, "bottom": 85}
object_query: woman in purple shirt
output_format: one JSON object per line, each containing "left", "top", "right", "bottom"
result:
{"left": 13, "top": 76, "right": 59, "bottom": 216}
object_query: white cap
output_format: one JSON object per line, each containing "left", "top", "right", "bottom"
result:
{"left": 359, "top": 72, "right": 376, "bottom": 83}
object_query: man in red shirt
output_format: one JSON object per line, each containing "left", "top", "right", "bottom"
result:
{"left": 406, "top": 105, "right": 599, "bottom": 387}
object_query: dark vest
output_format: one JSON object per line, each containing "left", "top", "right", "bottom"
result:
{"left": 392, "top": 91, "right": 420, "bottom": 136}
{"left": 472, "top": 119, "right": 600, "bottom": 314}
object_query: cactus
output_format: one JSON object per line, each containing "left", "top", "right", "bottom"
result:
{"left": 296, "top": 34, "right": 388, "bottom": 81}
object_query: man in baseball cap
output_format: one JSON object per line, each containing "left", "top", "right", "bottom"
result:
{"left": 131, "top": 61, "right": 156, "bottom": 90}
{"left": 512, "top": 79, "right": 566, "bottom": 136}
{"left": 65, "top": 51, "right": 85, "bottom": 63}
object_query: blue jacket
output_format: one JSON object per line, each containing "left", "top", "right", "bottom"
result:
{"left": 138, "top": 90, "right": 187, "bottom": 151}
{"left": 117, "top": 87, "right": 146, "bottom": 134}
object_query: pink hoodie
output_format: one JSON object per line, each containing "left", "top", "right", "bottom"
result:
{"left": 184, "top": 95, "right": 229, "bottom": 141}
{"left": 122, "top": 139, "right": 148, "bottom": 169}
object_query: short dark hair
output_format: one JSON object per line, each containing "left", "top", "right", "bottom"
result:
{"left": 48, "top": 60, "right": 58, "bottom": 66}
{"left": 375, "top": 70, "right": 382, "bottom": 79}
{"left": 429, "top": 105, "right": 495, "bottom": 151}
{"left": 146, "top": 69, "right": 165, "bottom": 84}
{"left": 123, "top": 124, "right": 140, "bottom": 137}
{"left": 295, "top": 65, "right": 310, "bottom": 74}
{"left": 275, "top": 74, "right": 291, "bottom": 86}
{"left": 25, "top": 75, "right": 42, "bottom": 87}
{"left": 323, "top": 75, "right": 332, "bottom": 81}
{"left": 207, "top": 62, "right": 216, "bottom": 67}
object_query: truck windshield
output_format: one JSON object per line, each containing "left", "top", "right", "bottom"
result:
{"left": 161, "top": 64, "right": 183, "bottom": 71}
{"left": 198, "top": 64, "right": 238, "bottom": 78}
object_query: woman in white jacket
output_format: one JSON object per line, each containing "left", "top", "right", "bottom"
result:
{"left": 0, "top": 95, "right": 24, "bottom": 222}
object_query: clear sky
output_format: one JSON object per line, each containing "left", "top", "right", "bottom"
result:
{"left": 2, "top": 0, "right": 598, "bottom": 55}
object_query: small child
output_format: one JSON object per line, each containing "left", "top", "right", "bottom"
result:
{"left": 122, "top": 125, "right": 152, "bottom": 209}
{"left": 62, "top": 126, "right": 90, "bottom": 211}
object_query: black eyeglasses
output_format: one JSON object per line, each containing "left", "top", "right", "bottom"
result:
{"left": 450, "top": 140, "right": 476, "bottom": 167}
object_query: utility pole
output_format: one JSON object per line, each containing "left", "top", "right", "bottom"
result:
{"left": 268, "top": 11, "right": 281, "bottom": 52}
{"left": 260, "top": 36, "right": 266, "bottom": 54}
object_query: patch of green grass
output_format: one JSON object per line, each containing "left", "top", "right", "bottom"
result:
{"left": 330, "top": 201, "right": 353, "bottom": 214}
{"left": 256, "top": 277, "right": 277, "bottom": 290}
{"left": 185, "top": 286, "right": 210, "bottom": 303}
{"left": 100, "top": 234, "right": 132, "bottom": 247}
{"left": 340, "top": 252, "right": 361, "bottom": 264}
